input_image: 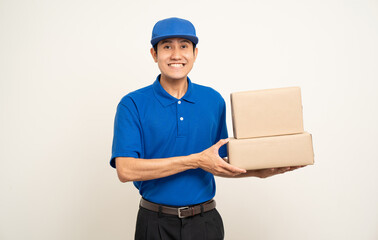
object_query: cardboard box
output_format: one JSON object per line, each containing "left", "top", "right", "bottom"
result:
{"left": 227, "top": 132, "right": 314, "bottom": 170}
{"left": 231, "top": 87, "right": 304, "bottom": 139}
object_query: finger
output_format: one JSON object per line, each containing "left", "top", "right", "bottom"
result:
{"left": 216, "top": 171, "right": 242, "bottom": 177}
{"left": 265, "top": 167, "right": 285, "bottom": 175}
{"left": 214, "top": 138, "right": 229, "bottom": 149}
{"left": 279, "top": 167, "right": 291, "bottom": 171}
{"left": 221, "top": 162, "right": 246, "bottom": 173}
{"left": 288, "top": 166, "right": 299, "bottom": 171}
{"left": 278, "top": 166, "right": 303, "bottom": 173}
{"left": 286, "top": 166, "right": 303, "bottom": 171}
{"left": 216, "top": 167, "right": 244, "bottom": 177}
{"left": 280, "top": 167, "right": 291, "bottom": 173}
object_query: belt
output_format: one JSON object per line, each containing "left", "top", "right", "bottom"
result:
{"left": 139, "top": 198, "right": 216, "bottom": 218}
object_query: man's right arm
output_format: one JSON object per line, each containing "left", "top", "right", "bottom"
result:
{"left": 116, "top": 139, "right": 246, "bottom": 182}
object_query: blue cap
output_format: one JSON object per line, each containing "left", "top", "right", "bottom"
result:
{"left": 151, "top": 17, "right": 198, "bottom": 47}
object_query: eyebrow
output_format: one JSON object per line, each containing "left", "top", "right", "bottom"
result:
{"left": 160, "top": 39, "right": 191, "bottom": 44}
{"left": 160, "top": 40, "right": 173, "bottom": 44}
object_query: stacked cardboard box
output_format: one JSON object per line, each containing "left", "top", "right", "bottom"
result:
{"left": 227, "top": 87, "right": 314, "bottom": 170}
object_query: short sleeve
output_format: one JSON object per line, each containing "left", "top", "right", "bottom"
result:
{"left": 217, "top": 98, "right": 228, "bottom": 158}
{"left": 110, "top": 97, "right": 143, "bottom": 168}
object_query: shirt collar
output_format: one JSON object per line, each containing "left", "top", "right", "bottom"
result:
{"left": 153, "top": 74, "right": 196, "bottom": 107}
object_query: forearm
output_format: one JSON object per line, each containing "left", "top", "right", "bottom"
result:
{"left": 115, "top": 139, "right": 247, "bottom": 182}
{"left": 115, "top": 154, "right": 199, "bottom": 182}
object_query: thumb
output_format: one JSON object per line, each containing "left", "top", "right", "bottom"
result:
{"left": 214, "top": 138, "right": 229, "bottom": 149}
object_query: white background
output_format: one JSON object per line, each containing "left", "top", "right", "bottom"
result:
{"left": 1, "top": 0, "right": 378, "bottom": 239}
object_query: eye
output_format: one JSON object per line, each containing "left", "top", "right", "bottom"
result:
{"left": 163, "top": 45, "right": 171, "bottom": 49}
{"left": 181, "top": 44, "right": 188, "bottom": 48}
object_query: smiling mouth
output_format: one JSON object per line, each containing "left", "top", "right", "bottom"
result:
{"left": 168, "top": 63, "right": 185, "bottom": 68}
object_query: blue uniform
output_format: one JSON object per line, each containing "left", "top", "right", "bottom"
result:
{"left": 110, "top": 75, "right": 228, "bottom": 206}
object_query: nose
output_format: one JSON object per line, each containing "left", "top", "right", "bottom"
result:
{"left": 170, "top": 47, "right": 182, "bottom": 60}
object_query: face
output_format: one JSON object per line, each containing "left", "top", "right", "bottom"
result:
{"left": 150, "top": 38, "right": 198, "bottom": 83}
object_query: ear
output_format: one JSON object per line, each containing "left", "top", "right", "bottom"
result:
{"left": 150, "top": 47, "right": 158, "bottom": 63}
{"left": 193, "top": 47, "right": 198, "bottom": 62}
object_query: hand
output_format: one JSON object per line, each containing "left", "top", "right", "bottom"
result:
{"left": 196, "top": 139, "right": 247, "bottom": 177}
{"left": 250, "top": 166, "right": 306, "bottom": 178}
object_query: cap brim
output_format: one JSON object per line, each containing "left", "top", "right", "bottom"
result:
{"left": 151, "top": 34, "right": 199, "bottom": 46}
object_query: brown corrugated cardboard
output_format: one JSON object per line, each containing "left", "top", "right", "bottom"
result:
{"left": 227, "top": 132, "right": 314, "bottom": 170}
{"left": 231, "top": 87, "right": 304, "bottom": 139}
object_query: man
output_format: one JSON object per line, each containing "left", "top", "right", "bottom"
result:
{"left": 111, "top": 17, "right": 298, "bottom": 240}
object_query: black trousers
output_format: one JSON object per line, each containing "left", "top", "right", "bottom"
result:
{"left": 135, "top": 206, "right": 224, "bottom": 240}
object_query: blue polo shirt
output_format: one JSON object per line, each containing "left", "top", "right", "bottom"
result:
{"left": 110, "top": 75, "right": 228, "bottom": 206}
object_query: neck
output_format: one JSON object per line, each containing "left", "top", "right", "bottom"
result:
{"left": 159, "top": 75, "right": 188, "bottom": 99}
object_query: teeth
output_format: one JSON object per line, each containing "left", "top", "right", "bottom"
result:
{"left": 169, "top": 63, "right": 184, "bottom": 67}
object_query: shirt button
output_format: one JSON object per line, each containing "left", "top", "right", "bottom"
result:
{"left": 180, "top": 117, "right": 184, "bottom": 121}
{"left": 178, "top": 100, "right": 181, "bottom": 104}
